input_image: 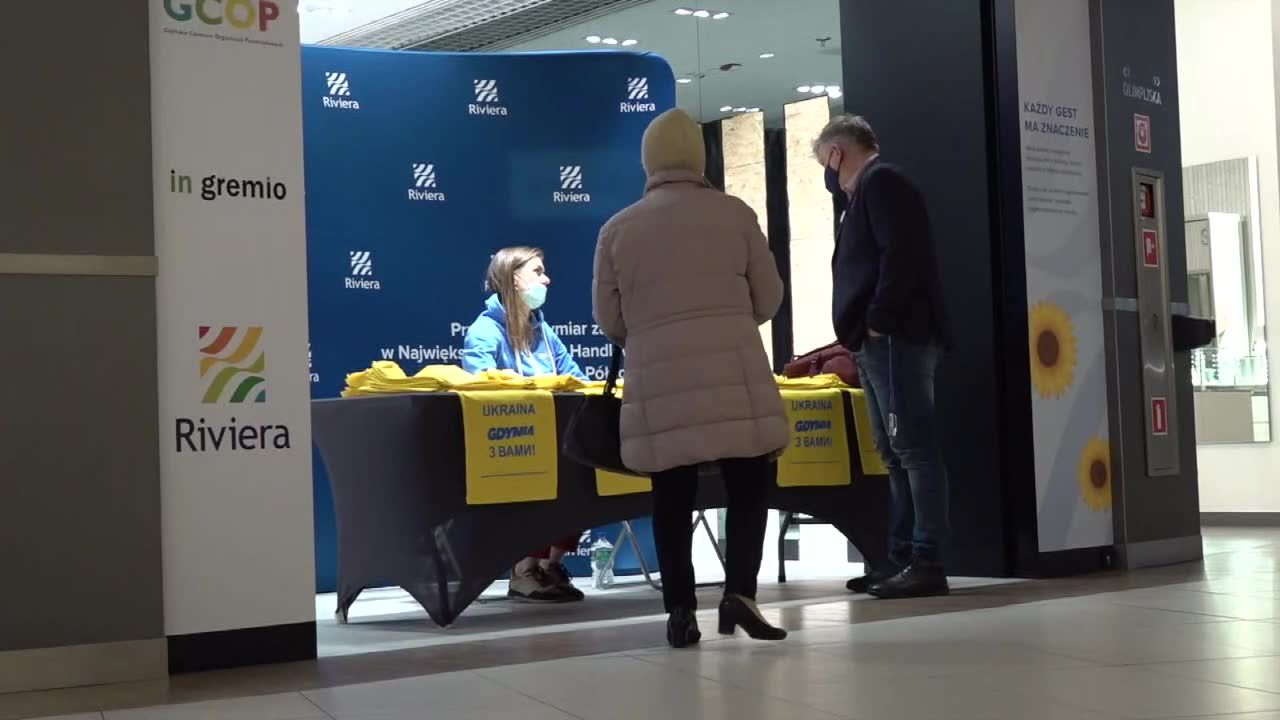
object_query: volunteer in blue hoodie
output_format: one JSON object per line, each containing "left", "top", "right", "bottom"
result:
{"left": 462, "top": 245, "right": 588, "bottom": 603}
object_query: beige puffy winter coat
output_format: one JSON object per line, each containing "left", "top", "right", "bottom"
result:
{"left": 592, "top": 110, "right": 787, "bottom": 474}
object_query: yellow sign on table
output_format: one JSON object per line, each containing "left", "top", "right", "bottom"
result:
{"left": 845, "top": 389, "right": 889, "bottom": 476}
{"left": 596, "top": 469, "right": 652, "bottom": 496}
{"left": 457, "top": 390, "right": 559, "bottom": 505}
{"left": 777, "top": 388, "right": 852, "bottom": 487}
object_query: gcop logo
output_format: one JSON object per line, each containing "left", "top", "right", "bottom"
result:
{"left": 554, "top": 165, "right": 590, "bottom": 204}
{"left": 347, "top": 251, "right": 380, "bottom": 291}
{"left": 163, "top": 0, "right": 280, "bottom": 32}
{"left": 469, "top": 79, "right": 508, "bottom": 117}
{"left": 621, "top": 77, "right": 656, "bottom": 114}
{"left": 323, "top": 72, "right": 360, "bottom": 110}
{"left": 408, "top": 163, "right": 447, "bottom": 202}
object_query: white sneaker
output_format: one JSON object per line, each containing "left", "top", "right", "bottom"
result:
{"left": 508, "top": 566, "right": 572, "bottom": 603}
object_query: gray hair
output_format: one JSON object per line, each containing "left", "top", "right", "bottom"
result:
{"left": 813, "top": 114, "right": 879, "bottom": 156}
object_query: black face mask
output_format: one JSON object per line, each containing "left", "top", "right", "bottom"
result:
{"left": 824, "top": 150, "right": 844, "bottom": 195}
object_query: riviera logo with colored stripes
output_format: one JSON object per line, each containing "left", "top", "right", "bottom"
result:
{"left": 199, "top": 326, "right": 266, "bottom": 404}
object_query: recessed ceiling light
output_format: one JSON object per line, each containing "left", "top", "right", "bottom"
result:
{"left": 828, "top": 85, "right": 840, "bottom": 93}
{"left": 829, "top": 90, "right": 844, "bottom": 99}
{"left": 693, "top": 10, "right": 711, "bottom": 18}
{"left": 748, "top": 107, "right": 760, "bottom": 112}
{"left": 735, "top": 107, "right": 748, "bottom": 112}
{"left": 621, "top": 38, "right": 638, "bottom": 46}
{"left": 759, "top": 52, "right": 775, "bottom": 59}
{"left": 712, "top": 11, "right": 731, "bottom": 19}
{"left": 674, "top": 8, "right": 694, "bottom": 15}
{"left": 796, "top": 85, "right": 811, "bottom": 93}
{"left": 811, "top": 84, "right": 827, "bottom": 94}
{"left": 602, "top": 37, "right": 619, "bottom": 45}
{"left": 720, "top": 105, "right": 733, "bottom": 112}
{"left": 676, "top": 77, "right": 693, "bottom": 84}
{"left": 585, "top": 35, "right": 602, "bottom": 43}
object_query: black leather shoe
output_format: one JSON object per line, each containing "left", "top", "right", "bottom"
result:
{"left": 867, "top": 563, "right": 950, "bottom": 599}
{"left": 718, "top": 595, "right": 787, "bottom": 641}
{"left": 667, "top": 607, "right": 702, "bottom": 648}
{"left": 846, "top": 569, "right": 897, "bottom": 594}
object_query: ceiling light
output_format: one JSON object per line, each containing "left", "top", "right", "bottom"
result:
{"left": 720, "top": 105, "right": 733, "bottom": 112}
{"left": 585, "top": 35, "right": 602, "bottom": 43}
{"left": 829, "top": 89, "right": 844, "bottom": 99}
{"left": 749, "top": 107, "right": 760, "bottom": 112}
{"left": 759, "top": 52, "right": 775, "bottom": 59}
{"left": 602, "top": 37, "right": 619, "bottom": 45}
{"left": 674, "top": 8, "right": 694, "bottom": 15}
{"left": 676, "top": 77, "right": 693, "bottom": 84}
{"left": 828, "top": 85, "right": 840, "bottom": 93}
{"left": 734, "top": 107, "right": 747, "bottom": 112}
{"left": 712, "top": 11, "right": 731, "bottom": 19}
{"left": 796, "top": 85, "right": 811, "bottom": 93}
{"left": 693, "top": 10, "right": 711, "bottom": 18}
{"left": 811, "top": 84, "right": 827, "bottom": 94}
{"left": 621, "top": 38, "right": 638, "bottom": 46}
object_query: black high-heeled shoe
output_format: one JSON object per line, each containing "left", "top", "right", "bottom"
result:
{"left": 667, "top": 607, "right": 702, "bottom": 648}
{"left": 718, "top": 594, "right": 787, "bottom": 640}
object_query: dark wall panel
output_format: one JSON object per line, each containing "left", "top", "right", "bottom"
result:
{"left": 840, "top": 0, "right": 1016, "bottom": 575}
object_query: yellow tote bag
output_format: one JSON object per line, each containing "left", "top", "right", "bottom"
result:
{"left": 845, "top": 389, "right": 889, "bottom": 477}
{"left": 596, "top": 470, "right": 651, "bottom": 496}
{"left": 456, "top": 390, "right": 559, "bottom": 505}
{"left": 776, "top": 388, "right": 852, "bottom": 487}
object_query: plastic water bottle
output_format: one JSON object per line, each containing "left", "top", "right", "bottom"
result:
{"left": 590, "top": 537, "right": 615, "bottom": 589}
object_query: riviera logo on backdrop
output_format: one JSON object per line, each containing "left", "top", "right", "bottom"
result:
{"left": 323, "top": 72, "right": 360, "bottom": 110}
{"left": 160, "top": 0, "right": 285, "bottom": 47}
{"left": 408, "top": 163, "right": 447, "bottom": 202}
{"left": 177, "top": 325, "right": 291, "bottom": 454}
{"left": 470, "top": 79, "right": 508, "bottom": 116}
{"left": 622, "top": 77, "right": 656, "bottom": 113}
{"left": 346, "top": 251, "right": 381, "bottom": 291}
{"left": 555, "top": 165, "right": 590, "bottom": 204}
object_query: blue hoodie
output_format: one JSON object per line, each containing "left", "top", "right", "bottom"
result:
{"left": 462, "top": 294, "right": 586, "bottom": 379}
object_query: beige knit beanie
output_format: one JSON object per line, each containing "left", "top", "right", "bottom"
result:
{"left": 641, "top": 108, "right": 706, "bottom": 177}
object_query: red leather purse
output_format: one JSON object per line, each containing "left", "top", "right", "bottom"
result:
{"left": 783, "top": 341, "right": 860, "bottom": 387}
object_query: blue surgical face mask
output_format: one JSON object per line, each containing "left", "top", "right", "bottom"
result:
{"left": 520, "top": 283, "right": 547, "bottom": 311}
{"left": 824, "top": 150, "right": 844, "bottom": 195}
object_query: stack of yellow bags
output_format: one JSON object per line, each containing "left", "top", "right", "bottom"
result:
{"left": 342, "top": 361, "right": 593, "bottom": 397}
{"left": 342, "top": 361, "right": 852, "bottom": 398}
{"left": 774, "top": 373, "right": 850, "bottom": 389}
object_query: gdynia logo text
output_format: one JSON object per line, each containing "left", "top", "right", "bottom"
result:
{"left": 555, "top": 165, "right": 590, "bottom": 204}
{"left": 470, "top": 79, "right": 508, "bottom": 116}
{"left": 347, "top": 251, "right": 380, "bottom": 291}
{"left": 622, "top": 77, "right": 656, "bottom": 113}
{"left": 409, "top": 163, "right": 446, "bottom": 202}
{"left": 324, "top": 72, "right": 360, "bottom": 110}
{"left": 178, "top": 325, "right": 291, "bottom": 453}
{"left": 170, "top": 169, "right": 287, "bottom": 202}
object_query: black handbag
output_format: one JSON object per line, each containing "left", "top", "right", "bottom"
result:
{"left": 562, "top": 345, "right": 642, "bottom": 476}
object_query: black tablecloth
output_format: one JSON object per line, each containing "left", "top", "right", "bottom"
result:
{"left": 312, "top": 392, "right": 890, "bottom": 627}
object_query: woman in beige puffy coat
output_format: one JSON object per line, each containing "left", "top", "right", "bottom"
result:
{"left": 592, "top": 108, "right": 789, "bottom": 648}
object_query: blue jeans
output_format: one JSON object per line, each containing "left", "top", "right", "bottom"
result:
{"left": 853, "top": 337, "right": 949, "bottom": 568}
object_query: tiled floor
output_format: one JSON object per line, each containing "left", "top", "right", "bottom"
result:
{"left": 10, "top": 527, "right": 1280, "bottom": 720}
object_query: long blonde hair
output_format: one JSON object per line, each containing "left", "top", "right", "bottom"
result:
{"left": 485, "top": 246, "right": 544, "bottom": 354}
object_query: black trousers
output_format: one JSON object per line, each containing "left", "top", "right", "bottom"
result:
{"left": 650, "top": 455, "right": 774, "bottom": 613}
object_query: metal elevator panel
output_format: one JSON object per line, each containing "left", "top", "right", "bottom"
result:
{"left": 1132, "top": 168, "right": 1180, "bottom": 476}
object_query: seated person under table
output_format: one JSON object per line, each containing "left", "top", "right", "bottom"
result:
{"left": 461, "top": 245, "right": 588, "bottom": 603}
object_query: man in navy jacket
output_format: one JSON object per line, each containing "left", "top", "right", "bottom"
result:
{"left": 815, "top": 115, "right": 951, "bottom": 599}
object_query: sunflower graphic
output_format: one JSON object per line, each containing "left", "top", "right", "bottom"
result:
{"left": 1028, "top": 302, "right": 1077, "bottom": 398}
{"left": 1078, "top": 438, "right": 1112, "bottom": 512}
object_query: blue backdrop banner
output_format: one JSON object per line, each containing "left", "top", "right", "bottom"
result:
{"left": 302, "top": 46, "right": 674, "bottom": 592}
